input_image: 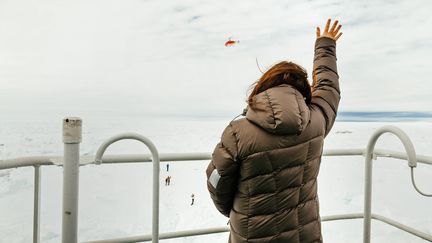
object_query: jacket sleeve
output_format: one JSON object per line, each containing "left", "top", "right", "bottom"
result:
{"left": 311, "top": 37, "right": 341, "bottom": 136}
{"left": 206, "top": 124, "right": 240, "bottom": 217}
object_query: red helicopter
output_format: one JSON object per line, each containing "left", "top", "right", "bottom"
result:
{"left": 224, "top": 37, "right": 240, "bottom": 47}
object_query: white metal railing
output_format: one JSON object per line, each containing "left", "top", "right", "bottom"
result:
{"left": 94, "top": 133, "right": 161, "bottom": 243}
{"left": 0, "top": 118, "right": 432, "bottom": 243}
{"left": 362, "top": 126, "right": 431, "bottom": 243}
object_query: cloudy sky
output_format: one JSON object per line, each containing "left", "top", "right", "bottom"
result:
{"left": 1, "top": 0, "right": 431, "bottom": 118}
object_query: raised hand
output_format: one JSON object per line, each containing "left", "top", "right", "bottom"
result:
{"left": 316, "top": 19, "right": 342, "bottom": 41}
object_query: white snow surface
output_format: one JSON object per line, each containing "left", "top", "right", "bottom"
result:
{"left": 1, "top": 116, "right": 432, "bottom": 243}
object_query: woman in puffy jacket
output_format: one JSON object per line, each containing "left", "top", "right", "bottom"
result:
{"left": 206, "top": 19, "right": 342, "bottom": 243}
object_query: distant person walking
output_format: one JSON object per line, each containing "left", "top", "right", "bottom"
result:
{"left": 165, "top": 176, "right": 171, "bottom": 186}
{"left": 206, "top": 19, "right": 342, "bottom": 243}
{"left": 191, "top": 193, "right": 195, "bottom": 205}
{"left": 166, "top": 163, "right": 170, "bottom": 172}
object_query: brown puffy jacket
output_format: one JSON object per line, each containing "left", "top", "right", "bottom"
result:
{"left": 206, "top": 37, "right": 340, "bottom": 243}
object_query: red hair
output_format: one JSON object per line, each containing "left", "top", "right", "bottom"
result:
{"left": 248, "top": 61, "right": 311, "bottom": 109}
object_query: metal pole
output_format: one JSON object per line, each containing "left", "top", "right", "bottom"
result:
{"left": 83, "top": 226, "right": 229, "bottom": 243}
{"left": 364, "top": 144, "right": 374, "bottom": 243}
{"left": 94, "top": 133, "right": 160, "bottom": 243}
{"left": 62, "top": 117, "right": 82, "bottom": 243}
{"left": 363, "top": 125, "right": 416, "bottom": 243}
{"left": 33, "top": 165, "right": 41, "bottom": 243}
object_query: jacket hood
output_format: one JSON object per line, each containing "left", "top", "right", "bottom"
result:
{"left": 246, "top": 84, "right": 310, "bottom": 135}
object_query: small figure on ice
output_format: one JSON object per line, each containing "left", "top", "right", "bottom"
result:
{"left": 166, "top": 163, "right": 170, "bottom": 172}
{"left": 191, "top": 193, "right": 195, "bottom": 205}
{"left": 165, "top": 176, "right": 171, "bottom": 186}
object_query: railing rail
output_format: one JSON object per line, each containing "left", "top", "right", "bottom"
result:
{"left": 363, "top": 126, "right": 418, "bottom": 243}
{"left": 2, "top": 149, "right": 432, "bottom": 170}
{"left": 0, "top": 118, "right": 431, "bottom": 243}
{"left": 94, "top": 133, "right": 161, "bottom": 243}
{"left": 83, "top": 213, "right": 432, "bottom": 243}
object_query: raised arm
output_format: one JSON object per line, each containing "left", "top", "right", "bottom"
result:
{"left": 311, "top": 19, "right": 342, "bottom": 136}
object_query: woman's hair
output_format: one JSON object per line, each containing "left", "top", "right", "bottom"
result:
{"left": 248, "top": 61, "right": 312, "bottom": 109}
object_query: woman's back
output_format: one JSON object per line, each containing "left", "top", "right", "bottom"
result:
{"left": 223, "top": 84, "right": 329, "bottom": 242}
{"left": 206, "top": 19, "right": 342, "bottom": 243}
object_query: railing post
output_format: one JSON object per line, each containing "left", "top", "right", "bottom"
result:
{"left": 33, "top": 165, "right": 41, "bottom": 243}
{"left": 94, "top": 133, "right": 160, "bottom": 243}
{"left": 363, "top": 125, "right": 416, "bottom": 243}
{"left": 62, "top": 117, "right": 82, "bottom": 243}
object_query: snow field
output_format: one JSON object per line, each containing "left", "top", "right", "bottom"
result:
{"left": 0, "top": 118, "right": 431, "bottom": 242}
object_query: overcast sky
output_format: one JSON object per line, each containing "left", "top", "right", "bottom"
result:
{"left": 1, "top": 0, "right": 431, "bottom": 118}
